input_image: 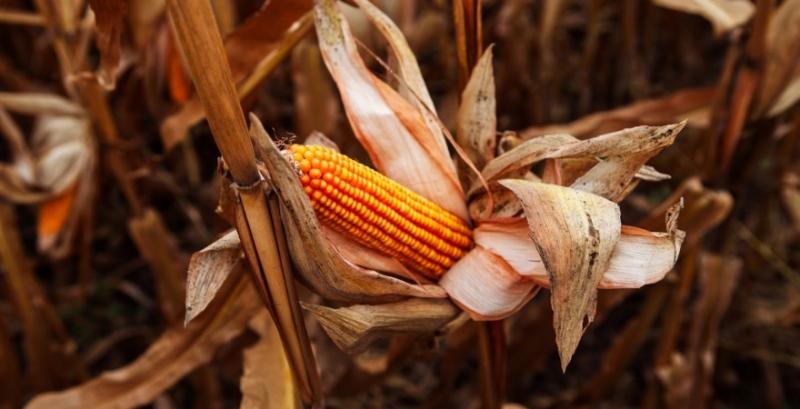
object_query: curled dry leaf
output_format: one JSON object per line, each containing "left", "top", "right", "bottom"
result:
{"left": 303, "top": 298, "right": 459, "bottom": 354}
{"left": 25, "top": 271, "right": 261, "bottom": 409}
{"left": 500, "top": 180, "right": 621, "bottom": 371}
{"left": 184, "top": 230, "right": 242, "bottom": 325}
{"left": 457, "top": 45, "right": 497, "bottom": 171}
{"left": 313, "top": 0, "right": 467, "bottom": 220}
{"left": 253, "top": 117, "right": 446, "bottom": 303}
{"left": 652, "top": 0, "right": 755, "bottom": 35}
{"left": 240, "top": 312, "right": 299, "bottom": 409}
{"left": 755, "top": 0, "right": 800, "bottom": 117}
{"left": 472, "top": 123, "right": 685, "bottom": 200}
{"left": 88, "top": 0, "right": 128, "bottom": 88}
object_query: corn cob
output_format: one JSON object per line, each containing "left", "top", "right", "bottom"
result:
{"left": 287, "top": 144, "right": 473, "bottom": 279}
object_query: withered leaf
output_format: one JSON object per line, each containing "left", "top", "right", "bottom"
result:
{"left": 303, "top": 298, "right": 459, "bottom": 354}
{"left": 185, "top": 230, "right": 242, "bottom": 325}
{"left": 500, "top": 180, "right": 621, "bottom": 371}
{"left": 25, "top": 271, "right": 261, "bottom": 409}
{"left": 457, "top": 45, "right": 497, "bottom": 171}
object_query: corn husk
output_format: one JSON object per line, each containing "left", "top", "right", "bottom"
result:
{"left": 313, "top": 0, "right": 467, "bottom": 219}
{"left": 303, "top": 298, "right": 459, "bottom": 354}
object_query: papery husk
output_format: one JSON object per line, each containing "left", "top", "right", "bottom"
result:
{"left": 184, "top": 230, "right": 242, "bottom": 325}
{"left": 474, "top": 219, "right": 684, "bottom": 289}
{"left": 25, "top": 270, "right": 260, "bottom": 409}
{"left": 499, "top": 180, "right": 621, "bottom": 370}
{"left": 652, "top": 0, "right": 754, "bottom": 35}
{"left": 439, "top": 245, "right": 539, "bottom": 321}
{"left": 350, "top": 0, "right": 447, "bottom": 156}
{"left": 254, "top": 117, "right": 446, "bottom": 303}
{"left": 457, "top": 45, "right": 496, "bottom": 171}
{"left": 471, "top": 122, "right": 685, "bottom": 200}
{"left": 303, "top": 298, "right": 459, "bottom": 354}
{"left": 313, "top": 0, "right": 467, "bottom": 220}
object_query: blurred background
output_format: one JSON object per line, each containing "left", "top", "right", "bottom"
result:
{"left": 0, "top": 0, "right": 798, "bottom": 407}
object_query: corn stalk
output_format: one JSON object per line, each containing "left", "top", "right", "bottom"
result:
{"left": 164, "top": 0, "right": 321, "bottom": 404}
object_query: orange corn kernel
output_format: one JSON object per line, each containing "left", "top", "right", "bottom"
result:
{"left": 288, "top": 144, "right": 473, "bottom": 279}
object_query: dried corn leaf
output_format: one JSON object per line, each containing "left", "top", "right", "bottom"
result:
{"left": 0, "top": 92, "right": 84, "bottom": 116}
{"left": 439, "top": 246, "right": 538, "bottom": 320}
{"left": 25, "top": 271, "right": 260, "bottom": 409}
{"left": 756, "top": 0, "right": 800, "bottom": 117}
{"left": 88, "top": 0, "right": 128, "bottom": 88}
{"left": 161, "top": 0, "right": 312, "bottom": 149}
{"left": 253, "top": 116, "right": 446, "bottom": 303}
{"left": 240, "top": 312, "right": 299, "bottom": 409}
{"left": 500, "top": 180, "right": 621, "bottom": 370}
{"left": 303, "top": 298, "right": 459, "bottom": 353}
{"left": 521, "top": 87, "right": 714, "bottom": 139}
{"left": 313, "top": 0, "right": 467, "bottom": 219}
{"left": 652, "top": 0, "right": 754, "bottom": 35}
{"left": 457, "top": 46, "right": 497, "bottom": 170}
{"left": 185, "top": 230, "right": 242, "bottom": 325}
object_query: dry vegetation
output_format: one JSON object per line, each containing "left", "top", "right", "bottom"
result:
{"left": 0, "top": 0, "right": 799, "bottom": 408}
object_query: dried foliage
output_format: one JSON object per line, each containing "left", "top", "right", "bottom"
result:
{"left": 0, "top": 0, "right": 798, "bottom": 408}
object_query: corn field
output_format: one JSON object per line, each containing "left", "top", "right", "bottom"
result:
{"left": 0, "top": 0, "right": 798, "bottom": 408}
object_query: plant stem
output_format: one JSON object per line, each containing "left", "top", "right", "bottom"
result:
{"left": 165, "top": 0, "right": 321, "bottom": 404}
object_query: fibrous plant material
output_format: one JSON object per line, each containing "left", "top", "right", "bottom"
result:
{"left": 287, "top": 144, "right": 473, "bottom": 279}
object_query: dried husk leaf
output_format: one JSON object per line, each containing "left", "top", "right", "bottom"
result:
{"left": 499, "top": 180, "right": 621, "bottom": 370}
{"left": 240, "top": 312, "right": 300, "bottom": 409}
{"left": 303, "top": 298, "right": 459, "bottom": 354}
{"left": 472, "top": 123, "right": 685, "bottom": 198}
{"left": 88, "top": 0, "right": 128, "bottom": 88}
{"left": 350, "top": 0, "right": 447, "bottom": 156}
{"left": 185, "top": 230, "right": 243, "bottom": 325}
{"left": 313, "top": 0, "right": 467, "bottom": 219}
{"left": 25, "top": 271, "right": 261, "bottom": 409}
{"left": 439, "top": 246, "right": 539, "bottom": 321}
{"left": 457, "top": 46, "right": 497, "bottom": 171}
{"left": 521, "top": 87, "right": 714, "bottom": 139}
{"left": 755, "top": 0, "right": 800, "bottom": 117}
{"left": 254, "top": 116, "right": 446, "bottom": 303}
{"left": 474, "top": 220, "right": 684, "bottom": 289}
{"left": 652, "top": 0, "right": 754, "bottom": 35}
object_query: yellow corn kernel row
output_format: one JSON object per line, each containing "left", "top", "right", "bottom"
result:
{"left": 287, "top": 144, "right": 473, "bottom": 279}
